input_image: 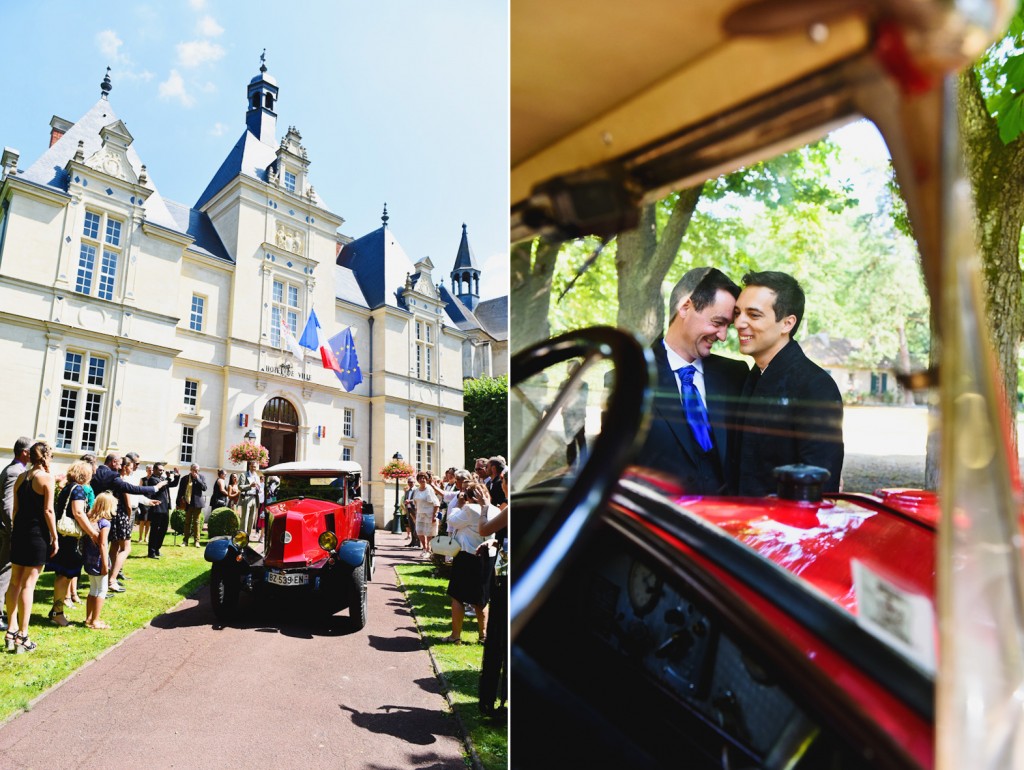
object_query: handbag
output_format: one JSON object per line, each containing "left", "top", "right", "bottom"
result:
{"left": 430, "top": 534, "right": 461, "bottom": 557}
{"left": 56, "top": 484, "right": 83, "bottom": 539}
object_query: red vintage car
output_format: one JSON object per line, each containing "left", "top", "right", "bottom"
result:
{"left": 204, "top": 460, "right": 374, "bottom": 629}
{"left": 511, "top": 1, "right": 1022, "bottom": 768}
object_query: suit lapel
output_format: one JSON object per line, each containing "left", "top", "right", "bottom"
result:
{"left": 652, "top": 343, "right": 702, "bottom": 466}
{"left": 703, "top": 356, "right": 730, "bottom": 466}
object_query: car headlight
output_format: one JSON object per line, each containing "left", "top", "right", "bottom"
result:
{"left": 232, "top": 531, "right": 250, "bottom": 549}
{"left": 318, "top": 531, "right": 339, "bottom": 552}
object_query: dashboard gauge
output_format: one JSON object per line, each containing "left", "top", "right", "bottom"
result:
{"left": 628, "top": 560, "right": 663, "bottom": 616}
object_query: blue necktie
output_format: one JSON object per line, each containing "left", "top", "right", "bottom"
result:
{"left": 677, "top": 365, "right": 713, "bottom": 452}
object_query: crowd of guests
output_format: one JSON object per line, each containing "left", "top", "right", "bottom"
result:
{"left": 400, "top": 456, "right": 509, "bottom": 647}
{"left": 0, "top": 437, "right": 276, "bottom": 653}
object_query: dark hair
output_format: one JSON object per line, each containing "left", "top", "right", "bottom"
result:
{"left": 741, "top": 270, "right": 805, "bottom": 339}
{"left": 125, "top": 451, "right": 140, "bottom": 464}
{"left": 79, "top": 453, "right": 97, "bottom": 466}
{"left": 668, "top": 267, "right": 740, "bottom": 323}
{"left": 14, "top": 436, "right": 31, "bottom": 455}
{"left": 29, "top": 441, "right": 52, "bottom": 465}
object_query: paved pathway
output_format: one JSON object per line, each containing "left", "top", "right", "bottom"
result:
{"left": 0, "top": 532, "right": 465, "bottom": 770}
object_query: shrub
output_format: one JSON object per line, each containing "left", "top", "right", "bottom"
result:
{"left": 207, "top": 506, "right": 240, "bottom": 537}
{"left": 170, "top": 508, "right": 186, "bottom": 535}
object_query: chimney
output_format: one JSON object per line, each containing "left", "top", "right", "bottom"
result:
{"left": 49, "top": 116, "right": 73, "bottom": 148}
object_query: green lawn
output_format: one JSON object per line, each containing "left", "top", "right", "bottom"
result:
{"left": 396, "top": 561, "right": 508, "bottom": 770}
{"left": 0, "top": 538, "right": 209, "bottom": 722}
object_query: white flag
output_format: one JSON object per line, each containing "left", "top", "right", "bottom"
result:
{"left": 280, "top": 319, "right": 305, "bottom": 358}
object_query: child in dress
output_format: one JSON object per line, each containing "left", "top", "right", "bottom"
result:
{"left": 83, "top": 491, "right": 114, "bottom": 629}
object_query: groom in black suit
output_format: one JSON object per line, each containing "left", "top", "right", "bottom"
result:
{"left": 637, "top": 267, "right": 749, "bottom": 494}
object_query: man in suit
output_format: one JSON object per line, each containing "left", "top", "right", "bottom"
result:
{"left": 144, "top": 462, "right": 180, "bottom": 558}
{"left": 732, "top": 270, "right": 844, "bottom": 495}
{"left": 637, "top": 267, "right": 749, "bottom": 494}
{"left": 176, "top": 464, "right": 208, "bottom": 547}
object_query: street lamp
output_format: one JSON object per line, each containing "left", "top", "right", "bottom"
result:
{"left": 244, "top": 428, "right": 256, "bottom": 443}
{"left": 391, "top": 451, "right": 404, "bottom": 534}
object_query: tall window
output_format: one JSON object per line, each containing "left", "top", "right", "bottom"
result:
{"left": 183, "top": 380, "right": 198, "bottom": 414}
{"left": 284, "top": 170, "right": 297, "bottom": 193}
{"left": 415, "top": 416, "right": 434, "bottom": 472}
{"left": 56, "top": 350, "right": 108, "bottom": 452}
{"left": 189, "top": 295, "right": 205, "bottom": 332}
{"left": 415, "top": 320, "right": 434, "bottom": 380}
{"left": 179, "top": 425, "right": 195, "bottom": 464}
{"left": 270, "top": 279, "right": 300, "bottom": 348}
{"left": 343, "top": 408, "right": 354, "bottom": 438}
{"left": 342, "top": 446, "right": 352, "bottom": 462}
{"left": 75, "top": 210, "right": 122, "bottom": 301}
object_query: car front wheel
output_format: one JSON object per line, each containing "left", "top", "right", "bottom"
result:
{"left": 348, "top": 559, "right": 368, "bottom": 630}
{"left": 210, "top": 563, "right": 239, "bottom": 621}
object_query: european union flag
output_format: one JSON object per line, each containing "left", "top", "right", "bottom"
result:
{"left": 328, "top": 327, "right": 363, "bottom": 392}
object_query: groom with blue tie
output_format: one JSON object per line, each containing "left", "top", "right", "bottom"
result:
{"left": 638, "top": 267, "right": 749, "bottom": 494}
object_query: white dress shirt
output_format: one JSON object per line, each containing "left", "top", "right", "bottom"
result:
{"left": 663, "top": 340, "right": 708, "bottom": 407}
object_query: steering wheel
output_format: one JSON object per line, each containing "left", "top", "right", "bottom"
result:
{"left": 510, "top": 326, "right": 653, "bottom": 639}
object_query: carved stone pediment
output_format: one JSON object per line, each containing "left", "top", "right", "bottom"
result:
{"left": 83, "top": 121, "right": 138, "bottom": 184}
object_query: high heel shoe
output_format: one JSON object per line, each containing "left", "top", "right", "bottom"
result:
{"left": 4, "top": 630, "right": 18, "bottom": 652}
{"left": 14, "top": 632, "right": 37, "bottom": 653}
{"left": 48, "top": 608, "right": 70, "bottom": 627}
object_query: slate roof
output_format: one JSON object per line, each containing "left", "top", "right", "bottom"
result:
{"left": 336, "top": 226, "right": 419, "bottom": 310}
{"left": 195, "top": 128, "right": 327, "bottom": 210}
{"left": 163, "top": 200, "right": 232, "bottom": 263}
{"left": 19, "top": 97, "right": 180, "bottom": 232}
{"left": 334, "top": 264, "right": 370, "bottom": 308}
{"left": 438, "top": 284, "right": 482, "bottom": 332}
{"left": 474, "top": 296, "right": 509, "bottom": 341}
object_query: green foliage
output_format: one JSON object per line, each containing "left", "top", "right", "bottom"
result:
{"left": 463, "top": 375, "right": 508, "bottom": 466}
{"left": 170, "top": 508, "right": 186, "bottom": 535}
{"left": 207, "top": 506, "right": 240, "bottom": 537}
{"left": 396, "top": 562, "right": 507, "bottom": 770}
{"left": 976, "top": 8, "right": 1024, "bottom": 143}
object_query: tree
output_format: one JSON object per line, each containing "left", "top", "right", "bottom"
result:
{"left": 959, "top": 10, "right": 1024, "bottom": 448}
{"left": 463, "top": 375, "right": 508, "bottom": 465}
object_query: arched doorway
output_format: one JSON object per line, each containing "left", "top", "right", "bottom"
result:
{"left": 261, "top": 397, "right": 298, "bottom": 466}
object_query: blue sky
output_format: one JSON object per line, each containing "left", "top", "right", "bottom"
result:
{"left": 0, "top": 0, "right": 509, "bottom": 299}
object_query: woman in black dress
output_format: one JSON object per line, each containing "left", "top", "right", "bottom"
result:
{"left": 4, "top": 441, "right": 57, "bottom": 653}
{"left": 44, "top": 460, "right": 97, "bottom": 627}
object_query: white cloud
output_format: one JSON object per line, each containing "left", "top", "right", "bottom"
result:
{"left": 176, "top": 39, "right": 225, "bottom": 68}
{"left": 116, "top": 69, "right": 155, "bottom": 84}
{"left": 188, "top": 0, "right": 206, "bottom": 9}
{"left": 158, "top": 70, "right": 195, "bottom": 107}
{"left": 197, "top": 15, "right": 224, "bottom": 37}
{"left": 96, "top": 29, "right": 125, "bottom": 62}
{"left": 209, "top": 122, "right": 228, "bottom": 137}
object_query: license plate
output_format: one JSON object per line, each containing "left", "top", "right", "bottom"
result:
{"left": 266, "top": 571, "right": 308, "bottom": 587}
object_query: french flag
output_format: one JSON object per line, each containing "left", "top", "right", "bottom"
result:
{"left": 299, "top": 308, "right": 341, "bottom": 372}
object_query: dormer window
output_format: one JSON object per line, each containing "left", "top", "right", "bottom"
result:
{"left": 76, "top": 210, "right": 122, "bottom": 301}
{"left": 284, "top": 170, "right": 296, "bottom": 193}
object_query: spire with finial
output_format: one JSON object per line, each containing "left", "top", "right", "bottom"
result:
{"left": 260, "top": 48, "right": 267, "bottom": 73}
{"left": 450, "top": 222, "right": 481, "bottom": 311}
{"left": 382, "top": 203, "right": 389, "bottom": 229}
{"left": 100, "top": 67, "right": 112, "bottom": 99}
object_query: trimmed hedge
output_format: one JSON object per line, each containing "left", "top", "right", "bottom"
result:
{"left": 170, "top": 508, "right": 186, "bottom": 535}
{"left": 207, "top": 506, "right": 240, "bottom": 537}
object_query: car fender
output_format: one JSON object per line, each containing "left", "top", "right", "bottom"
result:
{"left": 204, "top": 536, "right": 238, "bottom": 563}
{"left": 336, "top": 539, "right": 367, "bottom": 569}
{"left": 359, "top": 513, "right": 375, "bottom": 543}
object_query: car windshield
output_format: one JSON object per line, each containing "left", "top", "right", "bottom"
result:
{"left": 511, "top": 2, "right": 1024, "bottom": 768}
{"left": 276, "top": 475, "right": 351, "bottom": 504}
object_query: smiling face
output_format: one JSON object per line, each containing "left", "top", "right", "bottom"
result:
{"left": 665, "top": 288, "right": 736, "bottom": 362}
{"left": 734, "top": 285, "right": 796, "bottom": 369}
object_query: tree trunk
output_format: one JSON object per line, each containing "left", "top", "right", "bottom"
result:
{"left": 510, "top": 238, "right": 562, "bottom": 352}
{"left": 958, "top": 69, "right": 1024, "bottom": 454}
{"left": 615, "top": 185, "right": 703, "bottom": 343}
{"left": 896, "top": 318, "right": 916, "bottom": 406}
